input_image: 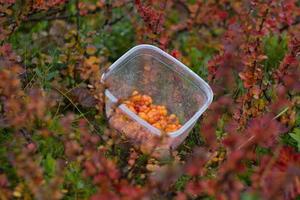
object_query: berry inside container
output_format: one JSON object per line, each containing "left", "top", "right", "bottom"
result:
{"left": 101, "top": 44, "right": 213, "bottom": 155}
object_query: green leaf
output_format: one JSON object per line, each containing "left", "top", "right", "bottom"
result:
{"left": 241, "top": 192, "right": 261, "bottom": 200}
{"left": 43, "top": 154, "right": 56, "bottom": 178}
{"left": 175, "top": 175, "right": 191, "bottom": 191}
{"left": 34, "top": 135, "right": 64, "bottom": 158}
{"left": 263, "top": 35, "right": 288, "bottom": 71}
{"left": 46, "top": 70, "right": 59, "bottom": 81}
{"left": 289, "top": 128, "right": 300, "bottom": 151}
{"left": 34, "top": 67, "right": 43, "bottom": 78}
{"left": 64, "top": 162, "right": 96, "bottom": 198}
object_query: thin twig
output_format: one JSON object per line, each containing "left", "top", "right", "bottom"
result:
{"left": 52, "top": 86, "right": 94, "bottom": 129}
{"left": 237, "top": 135, "right": 255, "bottom": 150}
{"left": 237, "top": 106, "right": 289, "bottom": 151}
{"left": 273, "top": 107, "right": 289, "bottom": 120}
{"left": 20, "top": 128, "right": 32, "bottom": 143}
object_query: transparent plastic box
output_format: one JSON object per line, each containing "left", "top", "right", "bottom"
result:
{"left": 101, "top": 44, "right": 213, "bottom": 153}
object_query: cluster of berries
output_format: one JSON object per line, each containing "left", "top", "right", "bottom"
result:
{"left": 123, "top": 91, "right": 182, "bottom": 133}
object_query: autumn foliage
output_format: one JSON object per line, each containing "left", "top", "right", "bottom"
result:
{"left": 0, "top": 0, "right": 300, "bottom": 200}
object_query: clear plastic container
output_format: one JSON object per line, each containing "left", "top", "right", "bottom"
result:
{"left": 101, "top": 44, "right": 213, "bottom": 152}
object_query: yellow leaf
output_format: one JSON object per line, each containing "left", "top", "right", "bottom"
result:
{"left": 13, "top": 191, "right": 22, "bottom": 198}
{"left": 86, "top": 45, "right": 97, "bottom": 55}
{"left": 257, "top": 54, "right": 268, "bottom": 61}
{"left": 85, "top": 56, "right": 100, "bottom": 65}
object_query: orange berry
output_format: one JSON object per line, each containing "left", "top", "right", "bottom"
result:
{"left": 124, "top": 91, "right": 182, "bottom": 133}
{"left": 159, "top": 119, "right": 167, "bottom": 129}
{"left": 144, "top": 100, "right": 150, "bottom": 106}
{"left": 168, "top": 114, "right": 179, "bottom": 124}
{"left": 132, "top": 90, "right": 139, "bottom": 96}
{"left": 165, "top": 124, "right": 177, "bottom": 132}
{"left": 138, "top": 112, "right": 148, "bottom": 121}
{"left": 131, "top": 95, "right": 142, "bottom": 102}
{"left": 124, "top": 100, "right": 130, "bottom": 105}
{"left": 143, "top": 107, "right": 150, "bottom": 113}
{"left": 147, "top": 109, "right": 156, "bottom": 117}
{"left": 169, "top": 114, "right": 176, "bottom": 120}
{"left": 139, "top": 105, "right": 148, "bottom": 112}
{"left": 153, "top": 122, "right": 162, "bottom": 129}
{"left": 127, "top": 105, "right": 136, "bottom": 113}
{"left": 159, "top": 109, "right": 167, "bottom": 116}
{"left": 165, "top": 127, "right": 172, "bottom": 132}
{"left": 142, "top": 95, "right": 148, "bottom": 100}
{"left": 148, "top": 115, "right": 159, "bottom": 124}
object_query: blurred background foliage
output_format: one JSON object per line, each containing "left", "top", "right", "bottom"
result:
{"left": 0, "top": 0, "right": 300, "bottom": 199}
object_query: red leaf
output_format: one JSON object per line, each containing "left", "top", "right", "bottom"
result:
{"left": 275, "top": 146, "right": 300, "bottom": 171}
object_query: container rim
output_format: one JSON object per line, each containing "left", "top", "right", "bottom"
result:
{"left": 101, "top": 44, "right": 213, "bottom": 138}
